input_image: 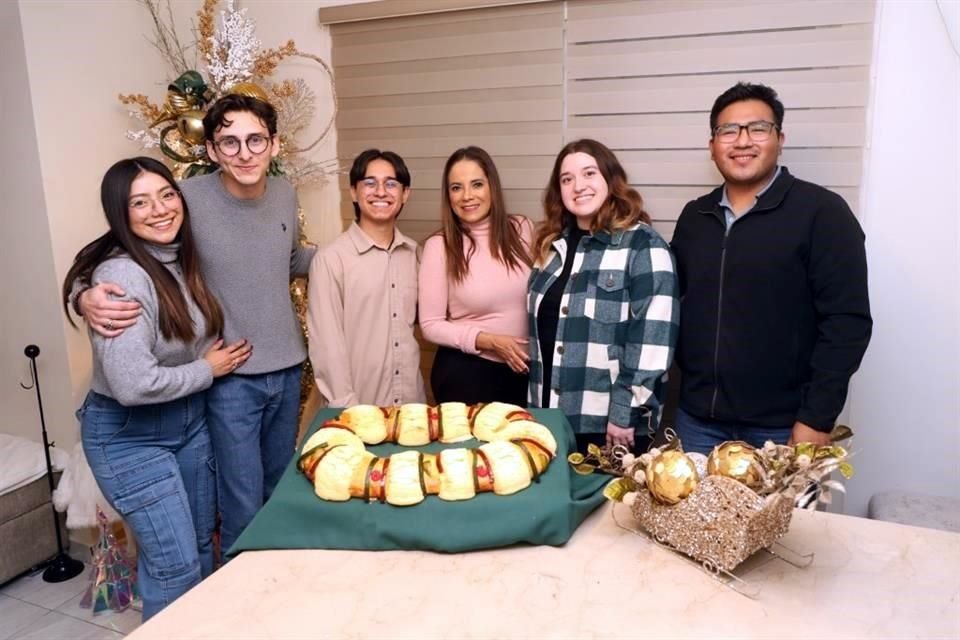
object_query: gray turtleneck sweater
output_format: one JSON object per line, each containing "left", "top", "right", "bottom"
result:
{"left": 88, "top": 243, "right": 215, "bottom": 406}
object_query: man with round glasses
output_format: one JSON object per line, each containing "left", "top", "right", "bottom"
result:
{"left": 75, "top": 94, "right": 315, "bottom": 558}
{"left": 306, "top": 148, "right": 426, "bottom": 408}
{"left": 670, "top": 82, "right": 872, "bottom": 454}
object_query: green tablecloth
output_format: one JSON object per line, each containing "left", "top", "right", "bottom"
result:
{"left": 229, "top": 408, "right": 608, "bottom": 556}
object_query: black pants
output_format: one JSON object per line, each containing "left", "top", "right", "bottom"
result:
{"left": 430, "top": 346, "right": 528, "bottom": 406}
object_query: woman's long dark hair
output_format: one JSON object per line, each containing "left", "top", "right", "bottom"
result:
{"left": 62, "top": 157, "right": 223, "bottom": 341}
{"left": 535, "top": 139, "right": 651, "bottom": 264}
{"left": 436, "top": 146, "right": 531, "bottom": 282}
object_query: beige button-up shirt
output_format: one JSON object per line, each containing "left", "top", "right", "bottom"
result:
{"left": 307, "top": 222, "right": 426, "bottom": 407}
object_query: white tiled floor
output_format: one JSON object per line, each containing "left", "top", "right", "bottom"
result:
{"left": 0, "top": 561, "right": 141, "bottom": 640}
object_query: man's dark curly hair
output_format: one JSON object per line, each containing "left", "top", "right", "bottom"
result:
{"left": 202, "top": 94, "right": 278, "bottom": 140}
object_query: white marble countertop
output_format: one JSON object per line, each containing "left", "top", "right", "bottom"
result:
{"left": 128, "top": 506, "right": 960, "bottom": 639}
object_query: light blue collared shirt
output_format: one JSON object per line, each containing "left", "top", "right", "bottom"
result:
{"left": 719, "top": 165, "right": 782, "bottom": 231}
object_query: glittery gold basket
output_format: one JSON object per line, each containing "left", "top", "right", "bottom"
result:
{"left": 631, "top": 475, "right": 794, "bottom": 572}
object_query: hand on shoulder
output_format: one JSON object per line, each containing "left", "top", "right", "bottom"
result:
{"left": 78, "top": 281, "right": 143, "bottom": 338}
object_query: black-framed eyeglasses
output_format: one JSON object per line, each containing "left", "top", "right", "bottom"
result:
{"left": 712, "top": 120, "right": 778, "bottom": 143}
{"left": 212, "top": 133, "right": 272, "bottom": 157}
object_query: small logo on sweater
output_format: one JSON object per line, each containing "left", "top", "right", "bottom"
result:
{"left": 281, "top": 223, "right": 287, "bottom": 232}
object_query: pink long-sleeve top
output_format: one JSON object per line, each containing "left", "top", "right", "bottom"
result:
{"left": 419, "top": 215, "right": 535, "bottom": 363}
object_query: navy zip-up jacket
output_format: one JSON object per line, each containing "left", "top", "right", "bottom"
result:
{"left": 671, "top": 167, "right": 872, "bottom": 432}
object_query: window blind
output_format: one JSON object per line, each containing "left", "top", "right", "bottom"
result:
{"left": 329, "top": 2, "right": 564, "bottom": 242}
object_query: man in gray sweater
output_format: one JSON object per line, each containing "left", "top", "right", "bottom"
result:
{"left": 78, "top": 95, "right": 315, "bottom": 557}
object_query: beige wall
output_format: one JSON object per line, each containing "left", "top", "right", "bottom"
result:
{"left": 844, "top": 0, "right": 960, "bottom": 516}
{"left": 3, "top": 0, "right": 348, "bottom": 448}
{"left": 0, "top": 1, "right": 75, "bottom": 446}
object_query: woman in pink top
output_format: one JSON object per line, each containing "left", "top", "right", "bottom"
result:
{"left": 419, "top": 146, "right": 534, "bottom": 405}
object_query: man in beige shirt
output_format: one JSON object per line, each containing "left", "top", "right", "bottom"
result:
{"left": 307, "top": 149, "right": 426, "bottom": 407}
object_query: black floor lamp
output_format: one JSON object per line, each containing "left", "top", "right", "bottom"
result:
{"left": 21, "top": 344, "right": 85, "bottom": 583}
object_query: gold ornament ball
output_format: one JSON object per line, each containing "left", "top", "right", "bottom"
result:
{"left": 645, "top": 450, "right": 699, "bottom": 505}
{"left": 176, "top": 110, "right": 207, "bottom": 146}
{"left": 229, "top": 82, "right": 270, "bottom": 103}
{"left": 707, "top": 441, "right": 761, "bottom": 489}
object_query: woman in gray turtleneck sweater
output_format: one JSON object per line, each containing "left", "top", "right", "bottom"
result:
{"left": 62, "top": 157, "right": 250, "bottom": 621}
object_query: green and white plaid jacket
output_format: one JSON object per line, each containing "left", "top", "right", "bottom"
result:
{"left": 527, "top": 223, "right": 679, "bottom": 435}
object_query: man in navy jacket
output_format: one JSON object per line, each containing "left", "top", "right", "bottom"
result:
{"left": 670, "top": 82, "right": 872, "bottom": 454}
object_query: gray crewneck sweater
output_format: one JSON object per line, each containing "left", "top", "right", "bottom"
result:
{"left": 89, "top": 243, "right": 215, "bottom": 406}
{"left": 179, "top": 171, "right": 315, "bottom": 374}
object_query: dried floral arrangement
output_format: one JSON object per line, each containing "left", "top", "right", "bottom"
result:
{"left": 571, "top": 427, "right": 854, "bottom": 575}
{"left": 118, "top": 0, "right": 338, "bottom": 186}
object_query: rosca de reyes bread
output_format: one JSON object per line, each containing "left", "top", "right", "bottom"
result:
{"left": 298, "top": 403, "right": 557, "bottom": 506}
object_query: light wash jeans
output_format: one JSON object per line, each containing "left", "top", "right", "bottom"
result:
{"left": 80, "top": 390, "right": 215, "bottom": 621}
{"left": 206, "top": 364, "right": 301, "bottom": 558}
{"left": 672, "top": 407, "right": 793, "bottom": 455}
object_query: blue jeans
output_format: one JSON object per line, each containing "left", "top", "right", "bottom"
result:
{"left": 206, "top": 364, "right": 301, "bottom": 557}
{"left": 80, "top": 391, "right": 215, "bottom": 621}
{"left": 672, "top": 407, "right": 793, "bottom": 455}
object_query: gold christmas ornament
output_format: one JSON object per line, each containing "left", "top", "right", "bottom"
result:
{"left": 707, "top": 441, "right": 761, "bottom": 489}
{"left": 148, "top": 70, "right": 211, "bottom": 128}
{"left": 148, "top": 92, "right": 192, "bottom": 128}
{"left": 176, "top": 109, "right": 207, "bottom": 146}
{"left": 645, "top": 450, "right": 699, "bottom": 505}
{"left": 228, "top": 81, "right": 270, "bottom": 103}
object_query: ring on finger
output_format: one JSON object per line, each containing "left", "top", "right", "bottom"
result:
{"left": 106, "top": 320, "right": 114, "bottom": 330}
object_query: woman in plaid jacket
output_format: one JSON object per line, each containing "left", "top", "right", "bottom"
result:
{"left": 528, "top": 139, "right": 680, "bottom": 452}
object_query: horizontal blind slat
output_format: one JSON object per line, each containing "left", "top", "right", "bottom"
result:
{"left": 338, "top": 63, "right": 563, "bottom": 98}
{"left": 567, "top": 0, "right": 773, "bottom": 21}
{"left": 329, "top": 2, "right": 561, "bottom": 35}
{"left": 567, "top": 23, "right": 872, "bottom": 57}
{"left": 569, "top": 79, "right": 869, "bottom": 114}
{"left": 338, "top": 120, "right": 558, "bottom": 140}
{"left": 335, "top": 28, "right": 560, "bottom": 65}
{"left": 339, "top": 134, "right": 561, "bottom": 158}
{"left": 568, "top": 66, "right": 869, "bottom": 93}
{"left": 568, "top": 45, "right": 870, "bottom": 79}
{"left": 567, "top": 0, "right": 874, "bottom": 42}
{"left": 339, "top": 100, "right": 561, "bottom": 129}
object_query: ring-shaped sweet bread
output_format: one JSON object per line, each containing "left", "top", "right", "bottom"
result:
{"left": 297, "top": 402, "right": 557, "bottom": 506}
